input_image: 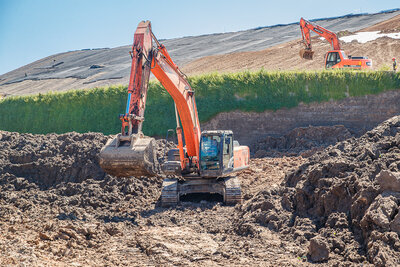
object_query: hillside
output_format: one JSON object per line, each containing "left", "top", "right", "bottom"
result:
{"left": 183, "top": 14, "right": 400, "bottom": 75}
{"left": 1, "top": 10, "right": 400, "bottom": 96}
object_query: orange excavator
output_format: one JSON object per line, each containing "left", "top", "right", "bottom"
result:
{"left": 299, "top": 17, "right": 372, "bottom": 69}
{"left": 99, "top": 21, "right": 249, "bottom": 206}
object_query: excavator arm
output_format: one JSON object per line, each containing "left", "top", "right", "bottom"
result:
{"left": 150, "top": 35, "right": 201, "bottom": 170}
{"left": 122, "top": 21, "right": 153, "bottom": 136}
{"left": 99, "top": 21, "right": 201, "bottom": 176}
{"left": 299, "top": 17, "right": 341, "bottom": 60}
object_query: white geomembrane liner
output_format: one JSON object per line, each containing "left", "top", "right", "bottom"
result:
{"left": 339, "top": 31, "right": 400, "bottom": 43}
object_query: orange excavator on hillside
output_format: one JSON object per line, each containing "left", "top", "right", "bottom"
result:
{"left": 99, "top": 21, "right": 249, "bottom": 206}
{"left": 299, "top": 17, "right": 372, "bottom": 69}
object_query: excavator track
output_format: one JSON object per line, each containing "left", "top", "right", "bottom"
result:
{"left": 161, "top": 178, "right": 179, "bottom": 207}
{"left": 224, "top": 177, "right": 243, "bottom": 205}
{"left": 160, "top": 176, "right": 242, "bottom": 207}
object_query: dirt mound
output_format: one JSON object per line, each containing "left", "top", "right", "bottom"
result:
{"left": 253, "top": 125, "right": 352, "bottom": 157}
{"left": 0, "top": 128, "right": 312, "bottom": 265}
{"left": 0, "top": 131, "right": 109, "bottom": 188}
{"left": 2, "top": 117, "right": 399, "bottom": 265}
{"left": 238, "top": 116, "right": 400, "bottom": 265}
{"left": 0, "top": 131, "right": 172, "bottom": 189}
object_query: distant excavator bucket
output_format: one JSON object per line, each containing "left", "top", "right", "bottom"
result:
{"left": 299, "top": 49, "right": 314, "bottom": 60}
{"left": 99, "top": 134, "right": 157, "bottom": 177}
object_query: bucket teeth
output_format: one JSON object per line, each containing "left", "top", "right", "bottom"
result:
{"left": 99, "top": 135, "right": 156, "bottom": 177}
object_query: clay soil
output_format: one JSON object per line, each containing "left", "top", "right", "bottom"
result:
{"left": 0, "top": 131, "right": 308, "bottom": 266}
{"left": 1, "top": 116, "right": 400, "bottom": 266}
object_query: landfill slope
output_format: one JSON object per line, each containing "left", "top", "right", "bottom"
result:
{"left": 1, "top": 10, "right": 399, "bottom": 96}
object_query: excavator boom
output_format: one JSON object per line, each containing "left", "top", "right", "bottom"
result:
{"left": 299, "top": 17, "right": 341, "bottom": 60}
{"left": 151, "top": 42, "right": 201, "bottom": 170}
{"left": 99, "top": 21, "right": 202, "bottom": 177}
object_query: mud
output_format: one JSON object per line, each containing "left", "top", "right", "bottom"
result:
{"left": 0, "top": 131, "right": 109, "bottom": 188}
{"left": 1, "top": 117, "right": 400, "bottom": 266}
{"left": 0, "top": 130, "right": 308, "bottom": 266}
{"left": 239, "top": 116, "right": 400, "bottom": 266}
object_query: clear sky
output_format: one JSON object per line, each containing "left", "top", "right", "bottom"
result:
{"left": 0, "top": 0, "right": 399, "bottom": 75}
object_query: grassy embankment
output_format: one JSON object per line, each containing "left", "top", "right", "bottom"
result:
{"left": 0, "top": 70, "right": 399, "bottom": 136}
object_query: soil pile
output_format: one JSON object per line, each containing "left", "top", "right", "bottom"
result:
{"left": 361, "top": 14, "right": 400, "bottom": 33}
{"left": 0, "top": 131, "right": 172, "bottom": 188}
{"left": 0, "top": 131, "right": 108, "bottom": 188}
{"left": 253, "top": 125, "right": 352, "bottom": 157}
{"left": 238, "top": 116, "right": 400, "bottom": 265}
{"left": 2, "top": 116, "right": 399, "bottom": 265}
{"left": 0, "top": 131, "right": 171, "bottom": 265}
{"left": 0, "top": 130, "right": 311, "bottom": 266}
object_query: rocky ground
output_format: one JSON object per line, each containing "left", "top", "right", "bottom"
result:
{"left": 239, "top": 116, "right": 400, "bottom": 266}
{"left": 1, "top": 116, "right": 400, "bottom": 266}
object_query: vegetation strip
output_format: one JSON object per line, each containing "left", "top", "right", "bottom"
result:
{"left": 0, "top": 70, "right": 399, "bottom": 136}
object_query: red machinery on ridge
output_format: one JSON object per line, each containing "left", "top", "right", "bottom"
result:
{"left": 299, "top": 17, "right": 372, "bottom": 69}
{"left": 99, "top": 21, "right": 249, "bottom": 206}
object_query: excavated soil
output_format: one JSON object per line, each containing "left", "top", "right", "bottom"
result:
{"left": 253, "top": 125, "right": 352, "bottom": 158}
{"left": 0, "top": 131, "right": 308, "bottom": 266}
{"left": 1, "top": 116, "right": 400, "bottom": 266}
{"left": 238, "top": 116, "right": 400, "bottom": 266}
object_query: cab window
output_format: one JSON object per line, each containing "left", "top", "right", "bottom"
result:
{"left": 326, "top": 52, "right": 340, "bottom": 68}
{"left": 222, "top": 135, "right": 233, "bottom": 169}
{"left": 200, "top": 135, "right": 221, "bottom": 170}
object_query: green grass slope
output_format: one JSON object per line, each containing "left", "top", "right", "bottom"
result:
{"left": 0, "top": 70, "right": 399, "bottom": 137}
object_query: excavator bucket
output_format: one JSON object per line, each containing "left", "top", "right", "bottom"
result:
{"left": 299, "top": 49, "right": 314, "bottom": 60}
{"left": 99, "top": 134, "right": 157, "bottom": 177}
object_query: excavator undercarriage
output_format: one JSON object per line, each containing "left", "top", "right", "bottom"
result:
{"left": 161, "top": 176, "right": 242, "bottom": 207}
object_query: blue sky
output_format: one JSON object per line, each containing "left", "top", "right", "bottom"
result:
{"left": 0, "top": 0, "right": 399, "bottom": 75}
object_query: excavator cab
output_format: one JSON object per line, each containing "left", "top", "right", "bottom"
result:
{"left": 325, "top": 51, "right": 341, "bottom": 68}
{"left": 199, "top": 130, "right": 234, "bottom": 177}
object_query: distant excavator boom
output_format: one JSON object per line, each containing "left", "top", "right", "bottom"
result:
{"left": 299, "top": 17, "right": 341, "bottom": 60}
{"left": 298, "top": 17, "right": 372, "bottom": 69}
